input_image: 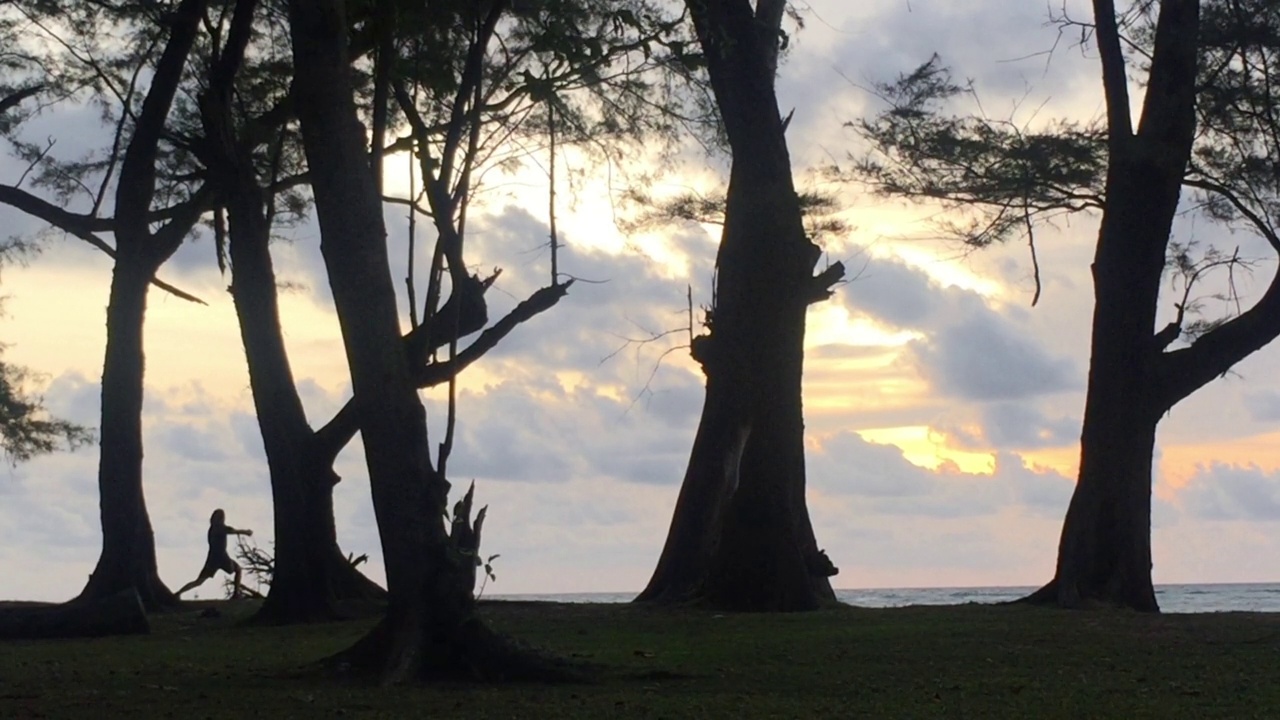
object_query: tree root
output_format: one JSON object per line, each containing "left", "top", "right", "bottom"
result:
{"left": 327, "top": 612, "right": 589, "bottom": 685}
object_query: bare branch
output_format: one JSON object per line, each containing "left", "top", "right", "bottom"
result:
{"left": 314, "top": 281, "right": 573, "bottom": 461}
{"left": 1092, "top": 0, "right": 1135, "bottom": 145}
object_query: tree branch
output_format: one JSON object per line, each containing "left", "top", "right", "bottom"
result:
{"left": 115, "top": 0, "right": 208, "bottom": 238}
{"left": 413, "top": 281, "right": 571, "bottom": 387}
{"left": 0, "top": 85, "right": 43, "bottom": 116}
{"left": 313, "top": 281, "right": 572, "bottom": 462}
{"left": 1092, "top": 0, "right": 1134, "bottom": 147}
{"left": 1184, "top": 175, "right": 1280, "bottom": 254}
{"left": 1156, "top": 240, "right": 1280, "bottom": 409}
{"left": 1134, "top": 0, "right": 1201, "bottom": 156}
{"left": 0, "top": 185, "right": 205, "bottom": 304}
{"left": 804, "top": 262, "right": 846, "bottom": 304}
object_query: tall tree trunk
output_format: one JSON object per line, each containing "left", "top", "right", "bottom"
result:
{"left": 289, "top": 0, "right": 555, "bottom": 682}
{"left": 637, "top": 0, "right": 841, "bottom": 611}
{"left": 1035, "top": 408, "right": 1160, "bottom": 610}
{"left": 75, "top": 0, "right": 209, "bottom": 612}
{"left": 637, "top": 376, "right": 748, "bottom": 603}
{"left": 1025, "top": 0, "right": 1200, "bottom": 611}
{"left": 197, "top": 6, "right": 384, "bottom": 623}
{"left": 225, "top": 205, "right": 383, "bottom": 623}
{"left": 77, "top": 252, "right": 175, "bottom": 610}
{"left": 1025, "top": 178, "right": 1170, "bottom": 611}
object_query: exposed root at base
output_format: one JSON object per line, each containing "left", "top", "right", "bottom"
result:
{"left": 325, "top": 614, "right": 592, "bottom": 686}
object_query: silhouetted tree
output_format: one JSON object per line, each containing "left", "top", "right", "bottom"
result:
{"left": 188, "top": 0, "right": 387, "bottom": 623}
{"left": 0, "top": 0, "right": 214, "bottom": 610}
{"left": 851, "top": 0, "right": 1280, "bottom": 610}
{"left": 220, "top": 0, "right": 699, "bottom": 623}
{"left": 289, "top": 0, "right": 575, "bottom": 681}
{"left": 637, "top": 0, "right": 845, "bottom": 611}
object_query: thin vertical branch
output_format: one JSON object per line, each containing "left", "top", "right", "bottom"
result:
{"left": 369, "top": 0, "right": 394, "bottom": 195}
{"left": 438, "top": 335, "right": 458, "bottom": 477}
{"left": 423, "top": 238, "right": 445, "bottom": 329}
{"left": 1024, "top": 200, "right": 1042, "bottom": 307}
{"left": 407, "top": 138, "right": 419, "bottom": 328}
{"left": 548, "top": 101, "right": 559, "bottom": 286}
{"left": 454, "top": 50, "right": 486, "bottom": 248}
{"left": 687, "top": 284, "right": 694, "bottom": 343}
{"left": 1092, "top": 0, "right": 1134, "bottom": 147}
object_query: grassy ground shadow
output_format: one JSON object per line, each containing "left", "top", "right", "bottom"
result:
{"left": 1, "top": 599, "right": 1278, "bottom": 718}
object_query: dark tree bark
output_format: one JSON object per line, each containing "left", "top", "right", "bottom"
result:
{"left": 76, "top": 0, "right": 212, "bottom": 610}
{"left": 198, "top": 0, "right": 383, "bottom": 624}
{"left": 225, "top": 195, "right": 385, "bottom": 622}
{"left": 849, "top": 1, "right": 1280, "bottom": 612}
{"left": 288, "top": 0, "right": 560, "bottom": 682}
{"left": 77, "top": 255, "right": 174, "bottom": 609}
{"left": 1024, "top": 0, "right": 1201, "bottom": 611}
{"left": 637, "top": 0, "right": 843, "bottom": 611}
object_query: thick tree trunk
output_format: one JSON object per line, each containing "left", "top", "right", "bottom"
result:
{"left": 1021, "top": 1, "right": 1200, "bottom": 612}
{"left": 1025, "top": 214, "right": 1167, "bottom": 611}
{"left": 226, "top": 206, "right": 383, "bottom": 623}
{"left": 1022, "top": 180, "right": 1170, "bottom": 612}
{"left": 70, "top": 0, "right": 208, "bottom": 613}
{"left": 199, "top": 31, "right": 384, "bottom": 624}
{"left": 636, "top": 0, "right": 839, "bottom": 611}
{"left": 705, "top": 336, "right": 830, "bottom": 611}
{"left": 636, "top": 376, "right": 748, "bottom": 603}
{"left": 289, "top": 0, "right": 559, "bottom": 682}
{"left": 77, "top": 254, "right": 176, "bottom": 610}
{"left": 1025, "top": 97, "right": 1190, "bottom": 612}
{"left": 1028, "top": 407, "right": 1159, "bottom": 611}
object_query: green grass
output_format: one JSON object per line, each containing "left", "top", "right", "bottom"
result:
{"left": 2, "top": 600, "right": 1279, "bottom": 718}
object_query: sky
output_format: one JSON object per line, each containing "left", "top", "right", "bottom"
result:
{"left": 3, "top": 0, "right": 1280, "bottom": 602}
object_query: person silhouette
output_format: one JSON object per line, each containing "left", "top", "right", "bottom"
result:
{"left": 176, "top": 509, "right": 253, "bottom": 599}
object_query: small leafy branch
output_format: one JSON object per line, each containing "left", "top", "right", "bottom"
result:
{"left": 225, "top": 535, "right": 270, "bottom": 600}
{"left": 1156, "top": 241, "right": 1255, "bottom": 349}
{"left": 223, "top": 535, "right": 370, "bottom": 600}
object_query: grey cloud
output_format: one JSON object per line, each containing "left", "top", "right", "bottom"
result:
{"left": 432, "top": 369, "right": 700, "bottom": 488}
{"left": 451, "top": 206, "right": 714, "bottom": 390}
{"left": 43, "top": 371, "right": 101, "bottom": 427}
{"left": 229, "top": 410, "right": 267, "bottom": 463}
{"left": 780, "top": 0, "right": 1098, "bottom": 170}
{"left": 842, "top": 258, "right": 1079, "bottom": 406}
{"left": 156, "top": 422, "right": 230, "bottom": 463}
{"left": 1244, "top": 390, "right": 1280, "bottom": 423}
{"left": 1180, "top": 463, "right": 1280, "bottom": 522}
{"left": 0, "top": 457, "right": 99, "bottom": 552}
{"left": 842, "top": 257, "right": 968, "bottom": 329}
{"left": 296, "top": 377, "right": 350, "bottom": 424}
{"left": 907, "top": 305, "right": 1076, "bottom": 401}
{"left": 939, "top": 402, "right": 1079, "bottom": 451}
{"left": 807, "top": 430, "right": 1075, "bottom": 519}
{"left": 983, "top": 403, "right": 1078, "bottom": 448}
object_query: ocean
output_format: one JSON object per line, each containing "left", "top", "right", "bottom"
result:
{"left": 490, "top": 583, "right": 1280, "bottom": 613}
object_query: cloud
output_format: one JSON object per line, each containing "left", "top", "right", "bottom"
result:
{"left": 42, "top": 371, "right": 101, "bottom": 427}
{"left": 842, "top": 258, "right": 968, "bottom": 329}
{"left": 1244, "top": 390, "right": 1280, "bottom": 423}
{"left": 430, "top": 369, "right": 702, "bottom": 488}
{"left": 939, "top": 402, "right": 1079, "bottom": 451}
{"left": 906, "top": 306, "right": 1077, "bottom": 401}
{"left": 807, "top": 430, "right": 1075, "bottom": 518}
{"left": 1179, "top": 463, "right": 1280, "bottom": 522}
{"left": 841, "top": 257, "right": 1079, "bottom": 402}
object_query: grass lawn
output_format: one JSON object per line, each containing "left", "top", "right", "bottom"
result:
{"left": 1, "top": 599, "right": 1278, "bottom": 718}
